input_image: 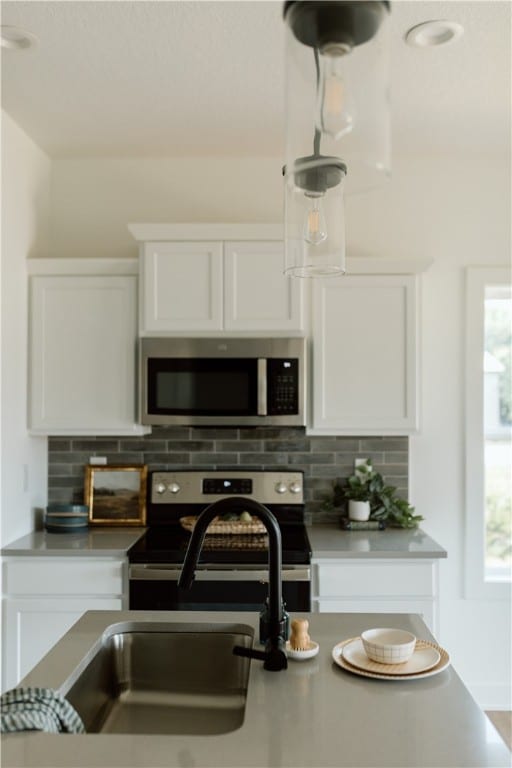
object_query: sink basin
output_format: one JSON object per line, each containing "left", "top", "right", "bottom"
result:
{"left": 64, "top": 622, "right": 253, "bottom": 735}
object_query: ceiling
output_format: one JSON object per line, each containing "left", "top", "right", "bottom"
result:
{"left": 1, "top": 0, "right": 510, "bottom": 158}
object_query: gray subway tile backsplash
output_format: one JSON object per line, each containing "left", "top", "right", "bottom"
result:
{"left": 47, "top": 428, "right": 408, "bottom": 523}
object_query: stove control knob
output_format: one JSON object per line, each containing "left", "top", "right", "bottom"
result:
{"left": 289, "top": 482, "right": 302, "bottom": 494}
{"left": 167, "top": 482, "right": 181, "bottom": 494}
{"left": 155, "top": 483, "right": 166, "bottom": 494}
{"left": 275, "top": 482, "right": 288, "bottom": 494}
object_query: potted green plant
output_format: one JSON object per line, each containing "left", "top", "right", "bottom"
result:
{"left": 325, "top": 460, "right": 424, "bottom": 529}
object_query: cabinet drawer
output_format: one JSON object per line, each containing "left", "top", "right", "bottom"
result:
{"left": 314, "top": 561, "right": 435, "bottom": 598}
{"left": 3, "top": 559, "right": 124, "bottom": 596}
{"left": 314, "top": 598, "right": 435, "bottom": 631}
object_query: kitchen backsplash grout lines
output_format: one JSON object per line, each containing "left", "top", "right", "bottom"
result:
{"left": 47, "top": 428, "right": 408, "bottom": 524}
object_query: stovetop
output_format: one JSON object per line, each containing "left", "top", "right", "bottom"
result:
{"left": 128, "top": 523, "right": 311, "bottom": 565}
{"left": 129, "top": 469, "right": 311, "bottom": 565}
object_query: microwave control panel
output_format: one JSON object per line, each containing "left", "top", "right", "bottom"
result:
{"left": 267, "top": 359, "right": 299, "bottom": 415}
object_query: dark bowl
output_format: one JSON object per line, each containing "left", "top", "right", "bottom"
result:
{"left": 45, "top": 504, "right": 89, "bottom": 532}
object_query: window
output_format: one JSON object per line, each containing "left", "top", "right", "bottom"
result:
{"left": 466, "top": 268, "right": 511, "bottom": 599}
{"left": 484, "top": 285, "right": 511, "bottom": 581}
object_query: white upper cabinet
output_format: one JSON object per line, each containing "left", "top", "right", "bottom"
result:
{"left": 223, "top": 242, "right": 302, "bottom": 331}
{"left": 141, "top": 241, "right": 224, "bottom": 332}
{"left": 132, "top": 225, "right": 303, "bottom": 335}
{"left": 309, "top": 264, "right": 429, "bottom": 435}
{"left": 29, "top": 259, "right": 146, "bottom": 435}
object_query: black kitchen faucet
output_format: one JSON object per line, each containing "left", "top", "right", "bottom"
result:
{"left": 178, "top": 496, "right": 289, "bottom": 671}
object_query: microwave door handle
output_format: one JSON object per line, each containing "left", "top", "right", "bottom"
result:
{"left": 257, "top": 359, "right": 267, "bottom": 416}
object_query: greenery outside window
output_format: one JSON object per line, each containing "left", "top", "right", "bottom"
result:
{"left": 465, "top": 267, "right": 511, "bottom": 599}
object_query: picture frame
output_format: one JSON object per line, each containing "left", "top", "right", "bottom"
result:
{"left": 84, "top": 465, "right": 148, "bottom": 526}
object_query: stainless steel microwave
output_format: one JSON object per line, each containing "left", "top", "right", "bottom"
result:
{"left": 139, "top": 337, "right": 306, "bottom": 427}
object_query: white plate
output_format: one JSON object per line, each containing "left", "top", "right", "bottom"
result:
{"left": 332, "top": 638, "right": 450, "bottom": 681}
{"left": 286, "top": 640, "right": 319, "bottom": 661}
{"left": 342, "top": 638, "right": 440, "bottom": 675}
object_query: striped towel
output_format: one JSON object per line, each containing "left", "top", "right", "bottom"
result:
{"left": 0, "top": 687, "right": 85, "bottom": 734}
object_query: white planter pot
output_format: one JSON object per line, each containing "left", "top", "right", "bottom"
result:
{"left": 348, "top": 500, "right": 371, "bottom": 522}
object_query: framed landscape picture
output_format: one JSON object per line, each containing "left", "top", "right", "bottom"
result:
{"left": 84, "top": 465, "right": 147, "bottom": 526}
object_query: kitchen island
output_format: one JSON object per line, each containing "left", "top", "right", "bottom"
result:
{"left": 1, "top": 526, "right": 448, "bottom": 687}
{"left": 1, "top": 610, "right": 508, "bottom": 768}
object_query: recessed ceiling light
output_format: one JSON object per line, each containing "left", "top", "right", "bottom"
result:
{"left": 1, "top": 25, "right": 38, "bottom": 51}
{"left": 405, "top": 20, "right": 464, "bottom": 48}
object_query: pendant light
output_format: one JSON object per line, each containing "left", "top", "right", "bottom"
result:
{"left": 283, "top": 1, "right": 391, "bottom": 277}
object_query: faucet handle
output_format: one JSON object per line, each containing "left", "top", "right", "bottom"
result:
{"left": 233, "top": 641, "right": 288, "bottom": 671}
{"left": 232, "top": 598, "right": 290, "bottom": 672}
{"left": 232, "top": 645, "right": 267, "bottom": 662}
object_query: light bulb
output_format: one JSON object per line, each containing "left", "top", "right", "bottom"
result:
{"left": 316, "top": 43, "right": 355, "bottom": 140}
{"left": 303, "top": 194, "right": 327, "bottom": 245}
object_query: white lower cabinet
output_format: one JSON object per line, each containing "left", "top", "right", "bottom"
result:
{"left": 2, "top": 557, "right": 127, "bottom": 690}
{"left": 311, "top": 559, "right": 439, "bottom": 634}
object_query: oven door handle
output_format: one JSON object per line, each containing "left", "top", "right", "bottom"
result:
{"left": 129, "top": 565, "right": 310, "bottom": 582}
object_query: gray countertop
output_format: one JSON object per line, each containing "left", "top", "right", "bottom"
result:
{"left": 0, "top": 528, "right": 146, "bottom": 557}
{"left": 1, "top": 525, "right": 446, "bottom": 560}
{"left": 308, "top": 525, "right": 447, "bottom": 559}
{"left": 1, "top": 610, "right": 507, "bottom": 768}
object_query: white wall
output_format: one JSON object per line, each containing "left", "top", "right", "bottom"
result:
{"left": 48, "top": 157, "right": 283, "bottom": 259}
{"left": 14, "top": 148, "right": 512, "bottom": 709}
{"left": 0, "top": 111, "right": 50, "bottom": 546}
{"left": 347, "top": 152, "right": 511, "bottom": 709}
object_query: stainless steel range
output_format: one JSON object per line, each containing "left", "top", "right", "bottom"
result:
{"left": 128, "top": 470, "right": 311, "bottom": 612}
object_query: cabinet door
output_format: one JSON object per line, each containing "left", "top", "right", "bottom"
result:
{"left": 29, "top": 275, "right": 141, "bottom": 434}
{"left": 311, "top": 559, "right": 438, "bottom": 634}
{"left": 314, "top": 561, "right": 435, "bottom": 598}
{"left": 311, "top": 275, "right": 418, "bottom": 433}
{"left": 223, "top": 242, "right": 303, "bottom": 331}
{"left": 2, "top": 597, "right": 122, "bottom": 690}
{"left": 141, "top": 241, "right": 223, "bottom": 332}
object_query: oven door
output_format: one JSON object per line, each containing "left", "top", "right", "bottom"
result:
{"left": 129, "top": 564, "right": 311, "bottom": 612}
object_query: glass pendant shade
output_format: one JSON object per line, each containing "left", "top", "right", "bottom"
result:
{"left": 284, "top": 156, "right": 347, "bottom": 277}
{"left": 282, "top": 1, "right": 390, "bottom": 277}
{"left": 283, "top": 1, "right": 391, "bottom": 195}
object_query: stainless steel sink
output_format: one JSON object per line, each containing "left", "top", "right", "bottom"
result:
{"left": 64, "top": 622, "right": 253, "bottom": 735}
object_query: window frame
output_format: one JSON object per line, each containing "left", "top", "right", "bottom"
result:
{"left": 465, "top": 266, "right": 511, "bottom": 600}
